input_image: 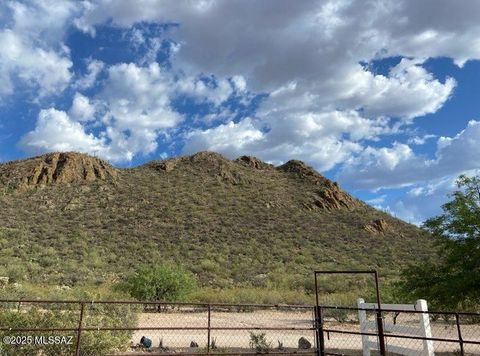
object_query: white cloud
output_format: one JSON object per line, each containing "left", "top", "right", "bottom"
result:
{"left": 231, "top": 75, "right": 247, "bottom": 92}
{"left": 69, "top": 92, "right": 96, "bottom": 122}
{"left": 7, "top": 0, "right": 77, "bottom": 40}
{"left": 0, "top": 29, "right": 72, "bottom": 98}
{"left": 176, "top": 76, "right": 234, "bottom": 107}
{"left": 19, "top": 61, "right": 243, "bottom": 162}
{"left": 0, "top": 0, "right": 78, "bottom": 100}
{"left": 380, "top": 174, "right": 464, "bottom": 225}
{"left": 18, "top": 107, "right": 156, "bottom": 162}
{"left": 183, "top": 119, "right": 264, "bottom": 158}
{"left": 183, "top": 110, "right": 372, "bottom": 171}
{"left": 352, "top": 59, "right": 456, "bottom": 120}
{"left": 74, "top": 1, "right": 461, "bottom": 106}
{"left": 407, "top": 134, "right": 437, "bottom": 145}
{"left": 338, "top": 120, "right": 480, "bottom": 190}
{"left": 70, "top": 0, "right": 467, "bottom": 176}
{"left": 19, "top": 108, "right": 106, "bottom": 155}
{"left": 75, "top": 59, "right": 104, "bottom": 90}
{"left": 366, "top": 195, "right": 387, "bottom": 205}
{"left": 100, "top": 62, "right": 182, "bottom": 131}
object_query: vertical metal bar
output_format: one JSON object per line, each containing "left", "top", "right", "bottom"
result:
{"left": 314, "top": 272, "right": 322, "bottom": 356}
{"left": 75, "top": 302, "right": 85, "bottom": 356}
{"left": 317, "top": 305, "right": 326, "bottom": 356}
{"left": 313, "top": 306, "right": 319, "bottom": 355}
{"left": 374, "top": 271, "right": 387, "bottom": 356}
{"left": 455, "top": 313, "right": 465, "bottom": 356}
{"left": 207, "top": 304, "right": 211, "bottom": 354}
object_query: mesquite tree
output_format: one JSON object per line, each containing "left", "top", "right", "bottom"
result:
{"left": 401, "top": 175, "right": 480, "bottom": 310}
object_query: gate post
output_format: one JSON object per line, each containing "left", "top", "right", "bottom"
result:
{"left": 315, "top": 306, "right": 325, "bottom": 356}
{"left": 416, "top": 299, "right": 434, "bottom": 356}
{"left": 375, "top": 308, "right": 386, "bottom": 356}
{"left": 315, "top": 305, "right": 325, "bottom": 356}
{"left": 357, "top": 298, "right": 371, "bottom": 356}
{"left": 373, "top": 271, "right": 387, "bottom": 356}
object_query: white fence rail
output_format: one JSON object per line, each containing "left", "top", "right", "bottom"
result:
{"left": 357, "top": 298, "right": 434, "bottom": 356}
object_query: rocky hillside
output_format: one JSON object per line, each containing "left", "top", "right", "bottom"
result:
{"left": 0, "top": 151, "right": 433, "bottom": 289}
{"left": 0, "top": 152, "right": 116, "bottom": 191}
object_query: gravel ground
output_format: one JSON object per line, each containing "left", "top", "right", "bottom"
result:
{"left": 121, "top": 310, "right": 480, "bottom": 355}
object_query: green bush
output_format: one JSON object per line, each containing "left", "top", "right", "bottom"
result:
{"left": 0, "top": 303, "right": 139, "bottom": 355}
{"left": 119, "top": 264, "right": 197, "bottom": 301}
{"left": 249, "top": 332, "right": 271, "bottom": 352}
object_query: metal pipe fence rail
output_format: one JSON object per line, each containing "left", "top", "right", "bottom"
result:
{"left": 0, "top": 300, "right": 317, "bottom": 356}
{"left": 0, "top": 300, "right": 479, "bottom": 356}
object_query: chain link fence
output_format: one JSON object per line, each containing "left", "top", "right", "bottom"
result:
{"left": 1, "top": 299, "right": 479, "bottom": 355}
{"left": 318, "top": 305, "right": 480, "bottom": 356}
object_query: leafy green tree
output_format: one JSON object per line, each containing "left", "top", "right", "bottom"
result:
{"left": 120, "top": 264, "right": 197, "bottom": 301}
{"left": 400, "top": 175, "right": 480, "bottom": 310}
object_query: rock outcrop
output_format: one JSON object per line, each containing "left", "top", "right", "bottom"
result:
{"left": 364, "top": 219, "right": 390, "bottom": 234}
{"left": 307, "top": 182, "right": 360, "bottom": 211}
{"left": 278, "top": 160, "right": 329, "bottom": 184}
{"left": 234, "top": 155, "right": 270, "bottom": 169}
{"left": 0, "top": 152, "right": 117, "bottom": 191}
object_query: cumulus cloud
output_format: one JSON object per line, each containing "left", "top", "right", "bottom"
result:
{"left": 378, "top": 174, "right": 466, "bottom": 225}
{"left": 20, "top": 61, "right": 242, "bottom": 162}
{"left": 183, "top": 119, "right": 264, "bottom": 158}
{"left": 69, "top": 92, "right": 96, "bottom": 122}
{"left": 259, "top": 59, "right": 455, "bottom": 127}
{"left": 183, "top": 110, "right": 375, "bottom": 171}
{"left": 75, "top": 59, "right": 104, "bottom": 90}
{"left": 70, "top": 0, "right": 466, "bottom": 175}
{"left": 100, "top": 62, "right": 182, "bottom": 131}
{"left": 338, "top": 120, "right": 480, "bottom": 189}
{"left": 74, "top": 0, "right": 480, "bottom": 82}
{"left": 19, "top": 108, "right": 106, "bottom": 155}
{"left": 0, "top": 29, "right": 72, "bottom": 98}
{"left": 0, "top": 0, "right": 77, "bottom": 99}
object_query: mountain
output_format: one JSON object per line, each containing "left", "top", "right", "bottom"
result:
{"left": 0, "top": 151, "right": 433, "bottom": 290}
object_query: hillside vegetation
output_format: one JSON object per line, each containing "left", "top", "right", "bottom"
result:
{"left": 0, "top": 151, "right": 434, "bottom": 302}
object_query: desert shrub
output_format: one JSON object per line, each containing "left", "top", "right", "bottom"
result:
{"left": 189, "top": 287, "right": 312, "bottom": 305}
{"left": 249, "top": 332, "right": 271, "bottom": 352}
{"left": 324, "top": 307, "right": 350, "bottom": 323}
{"left": 118, "top": 264, "right": 197, "bottom": 301}
{"left": 0, "top": 303, "right": 139, "bottom": 355}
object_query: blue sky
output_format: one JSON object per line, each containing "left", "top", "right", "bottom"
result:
{"left": 1, "top": 0, "right": 480, "bottom": 224}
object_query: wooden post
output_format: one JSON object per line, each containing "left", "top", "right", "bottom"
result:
{"left": 357, "top": 298, "right": 371, "bottom": 356}
{"left": 416, "top": 299, "right": 434, "bottom": 356}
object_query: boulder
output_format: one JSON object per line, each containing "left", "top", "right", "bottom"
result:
{"left": 298, "top": 337, "right": 311, "bottom": 349}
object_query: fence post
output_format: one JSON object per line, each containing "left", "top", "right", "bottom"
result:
{"left": 375, "top": 307, "right": 386, "bottom": 356}
{"left": 357, "top": 298, "right": 371, "bottom": 356}
{"left": 455, "top": 313, "right": 465, "bottom": 356}
{"left": 373, "top": 271, "right": 387, "bottom": 356}
{"left": 75, "top": 302, "right": 85, "bottom": 356}
{"left": 314, "top": 305, "right": 325, "bottom": 356}
{"left": 416, "top": 299, "right": 434, "bottom": 356}
{"left": 207, "top": 304, "right": 211, "bottom": 354}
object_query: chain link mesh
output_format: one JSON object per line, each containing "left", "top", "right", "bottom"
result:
{"left": 1, "top": 300, "right": 479, "bottom": 355}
